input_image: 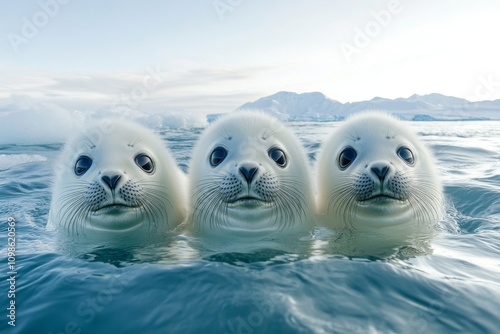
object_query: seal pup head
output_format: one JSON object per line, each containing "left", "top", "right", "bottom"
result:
{"left": 187, "top": 111, "right": 314, "bottom": 237}
{"left": 316, "top": 112, "right": 444, "bottom": 234}
{"left": 47, "top": 119, "right": 186, "bottom": 241}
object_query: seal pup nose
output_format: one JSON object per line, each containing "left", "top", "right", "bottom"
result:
{"left": 101, "top": 174, "right": 122, "bottom": 190}
{"left": 239, "top": 165, "right": 258, "bottom": 183}
{"left": 370, "top": 164, "right": 390, "bottom": 182}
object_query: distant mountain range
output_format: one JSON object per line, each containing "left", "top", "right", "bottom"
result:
{"left": 225, "top": 91, "right": 500, "bottom": 121}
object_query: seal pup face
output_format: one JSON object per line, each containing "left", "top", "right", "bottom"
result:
{"left": 316, "top": 112, "right": 444, "bottom": 232}
{"left": 188, "top": 111, "right": 314, "bottom": 236}
{"left": 48, "top": 119, "right": 186, "bottom": 239}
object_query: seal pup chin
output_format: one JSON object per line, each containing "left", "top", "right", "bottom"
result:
{"left": 315, "top": 112, "right": 444, "bottom": 254}
{"left": 186, "top": 110, "right": 315, "bottom": 240}
{"left": 47, "top": 118, "right": 187, "bottom": 246}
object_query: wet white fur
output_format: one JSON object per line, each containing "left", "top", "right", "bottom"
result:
{"left": 47, "top": 119, "right": 186, "bottom": 242}
{"left": 187, "top": 111, "right": 315, "bottom": 237}
{"left": 316, "top": 112, "right": 444, "bottom": 237}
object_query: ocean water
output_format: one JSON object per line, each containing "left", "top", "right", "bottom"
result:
{"left": 1, "top": 120, "right": 499, "bottom": 333}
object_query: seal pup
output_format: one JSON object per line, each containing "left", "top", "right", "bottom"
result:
{"left": 47, "top": 119, "right": 187, "bottom": 245}
{"left": 187, "top": 111, "right": 315, "bottom": 240}
{"left": 315, "top": 112, "right": 444, "bottom": 254}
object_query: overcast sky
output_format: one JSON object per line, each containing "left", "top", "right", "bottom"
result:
{"left": 1, "top": 0, "right": 500, "bottom": 115}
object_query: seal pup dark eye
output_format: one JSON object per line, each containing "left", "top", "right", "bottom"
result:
{"left": 338, "top": 147, "right": 357, "bottom": 170}
{"left": 268, "top": 147, "right": 287, "bottom": 168}
{"left": 135, "top": 154, "right": 155, "bottom": 173}
{"left": 397, "top": 147, "right": 415, "bottom": 166}
{"left": 74, "top": 155, "right": 92, "bottom": 176}
{"left": 210, "top": 146, "right": 228, "bottom": 167}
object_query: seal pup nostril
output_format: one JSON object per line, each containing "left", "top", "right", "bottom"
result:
{"left": 101, "top": 174, "right": 122, "bottom": 190}
{"left": 370, "top": 164, "right": 390, "bottom": 182}
{"left": 239, "top": 165, "right": 258, "bottom": 183}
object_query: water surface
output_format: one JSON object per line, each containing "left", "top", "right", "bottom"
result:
{"left": 0, "top": 121, "right": 499, "bottom": 333}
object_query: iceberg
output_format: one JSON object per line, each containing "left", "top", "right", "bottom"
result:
{"left": 0, "top": 95, "right": 208, "bottom": 145}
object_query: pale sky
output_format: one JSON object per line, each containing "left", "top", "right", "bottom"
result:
{"left": 1, "top": 0, "right": 500, "bottom": 115}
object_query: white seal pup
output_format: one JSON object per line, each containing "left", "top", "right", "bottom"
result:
{"left": 47, "top": 119, "right": 187, "bottom": 244}
{"left": 315, "top": 112, "right": 444, "bottom": 251}
{"left": 187, "top": 111, "right": 315, "bottom": 239}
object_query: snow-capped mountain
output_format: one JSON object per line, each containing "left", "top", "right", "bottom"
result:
{"left": 235, "top": 91, "right": 500, "bottom": 121}
{"left": 237, "top": 91, "right": 344, "bottom": 121}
